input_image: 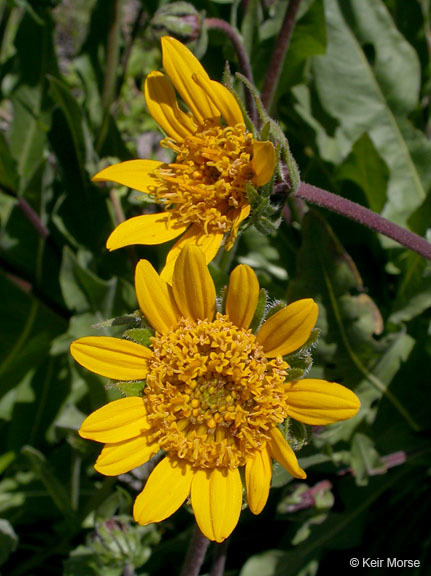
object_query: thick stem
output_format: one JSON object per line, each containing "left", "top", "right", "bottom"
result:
{"left": 205, "top": 18, "right": 257, "bottom": 123}
{"left": 210, "top": 538, "right": 229, "bottom": 576}
{"left": 180, "top": 524, "right": 210, "bottom": 576}
{"left": 296, "top": 182, "right": 431, "bottom": 259}
{"left": 261, "top": 0, "right": 303, "bottom": 111}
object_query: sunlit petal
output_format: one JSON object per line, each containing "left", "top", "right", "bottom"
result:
{"left": 133, "top": 457, "right": 193, "bottom": 526}
{"left": 70, "top": 337, "right": 152, "bottom": 381}
{"left": 226, "top": 264, "right": 259, "bottom": 329}
{"left": 135, "top": 259, "right": 180, "bottom": 334}
{"left": 92, "top": 159, "right": 163, "bottom": 193}
{"left": 191, "top": 467, "right": 242, "bottom": 542}
{"left": 172, "top": 245, "right": 216, "bottom": 321}
{"left": 285, "top": 379, "right": 361, "bottom": 425}
{"left": 268, "top": 428, "right": 306, "bottom": 479}
{"left": 145, "top": 71, "right": 196, "bottom": 140}
{"left": 95, "top": 435, "right": 159, "bottom": 476}
{"left": 106, "top": 212, "right": 187, "bottom": 251}
{"left": 251, "top": 141, "right": 276, "bottom": 187}
{"left": 257, "top": 299, "right": 318, "bottom": 357}
{"left": 162, "top": 36, "right": 219, "bottom": 123}
{"left": 79, "top": 397, "right": 149, "bottom": 443}
{"left": 245, "top": 447, "right": 272, "bottom": 515}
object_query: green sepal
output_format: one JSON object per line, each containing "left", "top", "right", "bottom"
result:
{"left": 286, "top": 418, "right": 313, "bottom": 452}
{"left": 249, "top": 288, "right": 267, "bottom": 333}
{"left": 92, "top": 311, "right": 143, "bottom": 329}
{"left": 284, "top": 367, "right": 305, "bottom": 382}
{"left": 111, "top": 380, "right": 146, "bottom": 397}
{"left": 123, "top": 328, "right": 153, "bottom": 347}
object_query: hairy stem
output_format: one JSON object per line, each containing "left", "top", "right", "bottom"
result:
{"left": 205, "top": 17, "right": 257, "bottom": 123}
{"left": 180, "top": 524, "right": 210, "bottom": 576}
{"left": 296, "top": 182, "right": 431, "bottom": 260}
{"left": 210, "top": 538, "right": 229, "bottom": 576}
{"left": 261, "top": 0, "right": 303, "bottom": 111}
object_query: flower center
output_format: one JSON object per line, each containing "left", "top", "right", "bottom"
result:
{"left": 144, "top": 314, "right": 289, "bottom": 469}
{"left": 155, "top": 122, "right": 253, "bottom": 244}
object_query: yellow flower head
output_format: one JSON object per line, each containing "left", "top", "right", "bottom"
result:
{"left": 93, "top": 36, "right": 276, "bottom": 281}
{"left": 70, "top": 246, "right": 360, "bottom": 542}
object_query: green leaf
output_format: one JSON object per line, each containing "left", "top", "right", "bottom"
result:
{"left": 0, "top": 131, "right": 19, "bottom": 192}
{"left": 335, "top": 133, "right": 389, "bottom": 213}
{"left": 240, "top": 550, "right": 285, "bottom": 576}
{"left": 21, "top": 445, "right": 77, "bottom": 522}
{"left": 0, "top": 518, "right": 18, "bottom": 566}
{"left": 350, "top": 433, "right": 387, "bottom": 486}
{"left": 311, "top": 0, "right": 431, "bottom": 230}
{"left": 288, "top": 211, "right": 420, "bottom": 432}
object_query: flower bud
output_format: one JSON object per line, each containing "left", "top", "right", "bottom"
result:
{"left": 150, "top": 2, "right": 203, "bottom": 43}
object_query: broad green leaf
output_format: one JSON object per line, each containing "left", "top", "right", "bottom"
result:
{"left": 311, "top": 0, "right": 431, "bottom": 229}
{"left": 350, "top": 433, "right": 386, "bottom": 486}
{"left": 21, "top": 445, "right": 77, "bottom": 522}
{"left": 240, "top": 550, "right": 285, "bottom": 576}
{"left": 335, "top": 133, "right": 389, "bottom": 213}
{"left": 389, "top": 252, "right": 431, "bottom": 323}
{"left": 0, "top": 131, "right": 19, "bottom": 192}
{"left": 287, "top": 211, "right": 420, "bottom": 432}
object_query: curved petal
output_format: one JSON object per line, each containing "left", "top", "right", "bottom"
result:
{"left": 92, "top": 160, "right": 163, "bottom": 193}
{"left": 257, "top": 299, "right": 318, "bottom": 358}
{"left": 245, "top": 447, "right": 272, "bottom": 515}
{"left": 251, "top": 141, "right": 276, "bottom": 187}
{"left": 191, "top": 467, "right": 243, "bottom": 542}
{"left": 135, "top": 259, "right": 180, "bottom": 334}
{"left": 193, "top": 74, "right": 243, "bottom": 126}
{"left": 226, "top": 264, "right": 259, "bottom": 329}
{"left": 161, "top": 36, "right": 219, "bottom": 124}
{"left": 267, "top": 428, "right": 306, "bottom": 479}
{"left": 106, "top": 212, "right": 188, "bottom": 251}
{"left": 172, "top": 245, "right": 216, "bottom": 321}
{"left": 95, "top": 435, "right": 159, "bottom": 476}
{"left": 133, "top": 456, "right": 193, "bottom": 526}
{"left": 145, "top": 71, "right": 196, "bottom": 141}
{"left": 285, "top": 379, "right": 361, "bottom": 425}
{"left": 160, "top": 224, "right": 223, "bottom": 283}
{"left": 79, "top": 397, "right": 149, "bottom": 443}
{"left": 225, "top": 204, "right": 251, "bottom": 250}
{"left": 70, "top": 337, "right": 152, "bottom": 381}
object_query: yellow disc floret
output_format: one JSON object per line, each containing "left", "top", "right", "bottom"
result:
{"left": 144, "top": 314, "right": 289, "bottom": 469}
{"left": 155, "top": 122, "right": 253, "bottom": 243}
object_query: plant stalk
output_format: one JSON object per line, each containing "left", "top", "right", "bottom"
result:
{"left": 295, "top": 181, "right": 431, "bottom": 259}
{"left": 261, "top": 0, "right": 303, "bottom": 111}
{"left": 180, "top": 524, "right": 210, "bottom": 576}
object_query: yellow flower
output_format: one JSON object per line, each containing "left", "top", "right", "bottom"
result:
{"left": 70, "top": 246, "right": 360, "bottom": 542}
{"left": 93, "top": 36, "right": 276, "bottom": 281}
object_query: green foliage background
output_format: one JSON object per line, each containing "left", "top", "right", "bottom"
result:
{"left": 0, "top": 0, "right": 430, "bottom": 574}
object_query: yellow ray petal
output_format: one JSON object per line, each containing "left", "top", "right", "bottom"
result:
{"left": 172, "top": 245, "right": 216, "bottom": 321}
{"left": 193, "top": 74, "right": 243, "bottom": 126}
{"left": 106, "top": 212, "right": 188, "bottom": 251}
{"left": 245, "top": 447, "right": 272, "bottom": 515}
{"left": 79, "top": 397, "right": 149, "bottom": 443}
{"left": 70, "top": 337, "right": 152, "bottom": 381}
{"left": 133, "top": 457, "right": 193, "bottom": 526}
{"left": 251, "top": 141, "right": 276, "bottom": 187}
{"left": 160, "top": 224, "right": 223, "bottom": 283}
{"left": 95, "top": 435, "right": 159, "bottom": 476}
{"left": 191, "top": 467, "right": 243, "bottom": 542}
{"left": 145, "top": 71, "right": 196, "bottom": 141}
{"left": 268, "top": 428, "right": 306, "bottom": 479}
{"left": 257, "top": 299, "right": 318, "bottom": 357}
{"left": 135, "top": 259, "right": 180, "bottom": 334}
{"left": 161, "top": 36, "right": 219, "bottom": 124}
{"left": 226, "top": 264, "right": 259, "bottom": 329}
{"left": 92, "top": 159, "right": 163, "bottom": 193}
{"left": 285, "top": 379, "right": 360, "bottom": 425}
